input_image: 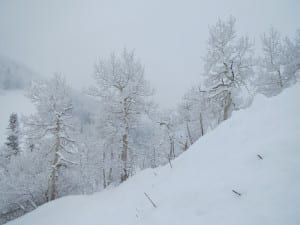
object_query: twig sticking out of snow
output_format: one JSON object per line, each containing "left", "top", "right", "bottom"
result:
{"left": 232, "top": 189, "right": 242, "bottom": 196}
{"left": 144, "top": 192, "right": 157, "bottom": 208}
{"left": 135, "top": 208, "right": 139, "bottom": 218}
{"left": 257, "top": 154, "right": 263, "bottom": 160}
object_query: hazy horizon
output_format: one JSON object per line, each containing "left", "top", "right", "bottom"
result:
{"left": 0, "top": 0, "right": 299, "bottom": 108}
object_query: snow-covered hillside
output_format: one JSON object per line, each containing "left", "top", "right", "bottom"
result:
{"left": 0, "top": 90, "right": 35, "bottom": 144}
{"left": 7, "top": 85, "right": 300, "bottom": 225}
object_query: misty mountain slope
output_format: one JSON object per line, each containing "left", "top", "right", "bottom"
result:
{"left": 0, "top": 55, "right": 38, "bottom": 143}
{"left": 0, "top": 89, "right": 97, "bottom": 146}
{"left": 0, "top": 82, "right": 96, "bottom": 147}
{"left": 0, "top": 55, "right": 38, "bottom": 90}
{"left": 7, "top": 84, "right": 300, "bottom": 225}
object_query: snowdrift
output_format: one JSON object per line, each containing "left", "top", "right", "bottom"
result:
{"left": 7, "top": 85, "right": 300, "bottom": 225}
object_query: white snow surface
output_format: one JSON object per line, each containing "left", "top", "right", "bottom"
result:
{"left": 0, "top": 90, "right": 35, "bottom": 145}
{"left": 7, "top": 85, "right": 300, "bottom": 225}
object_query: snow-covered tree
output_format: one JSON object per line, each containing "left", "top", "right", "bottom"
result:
{"left": 88, "top": 49, "right": 153, "bottom": 182}
{"left": 256, "top": 28, "right": 300, "bottom": 96}
{"left": 158, "top": 111, "right": 180, "bottom": 160}
{"left": 255, "top": 27, "right": 286, "bottom": 96}
{"left": 24, "top": 74, "right": 77, "bottom": 201}
{"left": 4, "top": 113, "right": 20, "bottom": 159}
{"left": 177, "top": 85, "right": 223, "bottom": 148}
{"left": 203, "top": 16, "right": 254, "bottom": 120}
{"left": 283, "top": 29, "right": 300, "bottom": 84}
{"left": 0, "top": 148, "right": 48, "bottom": 225}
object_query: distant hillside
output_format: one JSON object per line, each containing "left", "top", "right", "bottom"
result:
{"left": 0, "top": 56, "right": 38, "bottom": 91}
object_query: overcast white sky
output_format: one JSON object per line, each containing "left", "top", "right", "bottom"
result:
{"left": 0, "top": 0, "right": 299, "bottom": 108}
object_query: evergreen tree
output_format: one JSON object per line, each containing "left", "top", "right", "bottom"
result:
{"left": 5, "top": 113, "right": 20, "bottom": 159}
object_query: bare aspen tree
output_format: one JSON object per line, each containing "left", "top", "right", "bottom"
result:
{"left": 256, "top": 28, "right": 300, "bottom": 96}
{"left": 24, "top": 75, "right": 77, "bottom": 201}
{"left": 89, "top": 49, "right": 153, "bottom": 182}
{"left": 203, "top": 16, "right": 254, "bottom": 120}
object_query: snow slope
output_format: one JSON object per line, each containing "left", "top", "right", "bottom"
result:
{"left": 7, "top": 85, "right": 300, "bottom": 225}
{"left": 0, "top": 90, "right": 35, "bottom": 145}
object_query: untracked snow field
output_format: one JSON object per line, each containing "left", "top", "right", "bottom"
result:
{"left": 6, "top": 85, "right": 300, "bottom": 225}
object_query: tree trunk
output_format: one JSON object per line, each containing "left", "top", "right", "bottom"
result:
{"left": 49, "top": 141, "right": 59, "bottom": 201}
{"left": 199, "top": 112, "right": 204, "bottom": 136}
{"left": 121, "top": 130, "right": 129, "bottom": 182}
{"left": 277, "top": 69, "right": 283, "bottom": 88}
{"left": 186, "top": 122, "right": 193, "bottom": 146}
{"left": 223, "top": 92, "right": 233, "bottom": 120}
{"left": 102, "top": 151, "right": 107, "bottom": 188}
{"left": 121, "top": 98, "right": 130, "bottom": 182}
{"left": 49, "top": 117, "right": 60, "bottom": 201}
{"left": 169, "top": 137, "right": 175, "bottom": 160}
{"left": 102, "top": 168, "right": 106, "bottom": 188}
{"left": 108, "top": 167, "right": 113, "bottom": 185}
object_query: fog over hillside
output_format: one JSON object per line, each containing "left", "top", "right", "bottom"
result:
{"left": 0, "top": 1, "right": 299, "bottom": 224}
{"left": 0, "top": 56, "right": 38, "bottom": 91}
{"left": 0, "top": 0, "right": 299, "bottom": 107}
